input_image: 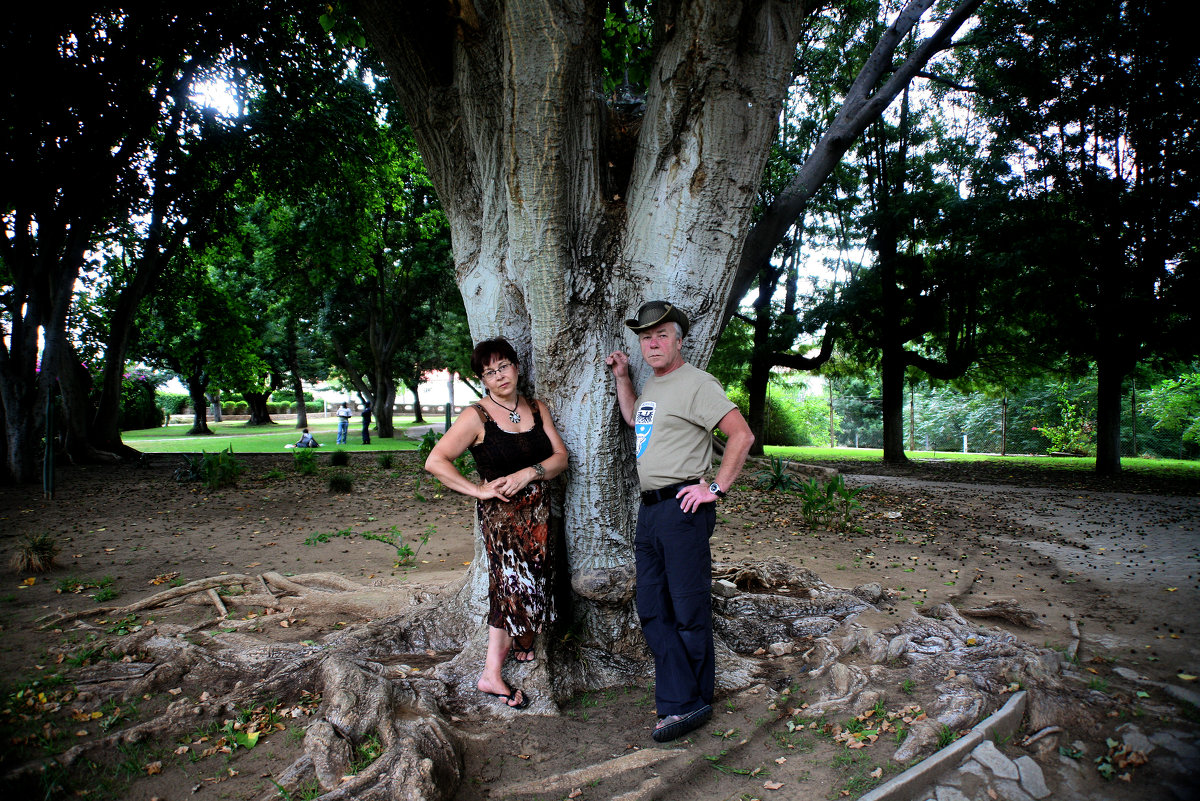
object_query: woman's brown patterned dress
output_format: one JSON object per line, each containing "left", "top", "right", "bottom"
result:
{"left": 468, "top": 401, "right": 555, "bottom": 638}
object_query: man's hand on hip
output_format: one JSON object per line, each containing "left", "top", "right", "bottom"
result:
{"left": 676, "top": 483, "right": 717, "bottom": 513}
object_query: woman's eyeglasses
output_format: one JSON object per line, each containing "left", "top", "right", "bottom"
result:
{"left": 482, "top": 361, "right": 513, "bottom": 379}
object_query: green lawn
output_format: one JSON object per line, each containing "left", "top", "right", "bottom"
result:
{"left": 764, "top": 445, "right": 1200, "bottom": 478}
{"left": 123, "top": 415, "right": 434, "bottom": 453}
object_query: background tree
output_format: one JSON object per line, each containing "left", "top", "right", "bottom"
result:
{"left": 138, "top": 258, "right": 259, "bottom": 435}
{"left": 0, "top": 2, "right": 351, "bottom": 480}
{"left": 965, "top": 0, "right": 1200, "bottom": 473}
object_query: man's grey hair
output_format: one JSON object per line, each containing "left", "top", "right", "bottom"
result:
{"left": 671, "top": 322, "right": 684, "bottom": 340}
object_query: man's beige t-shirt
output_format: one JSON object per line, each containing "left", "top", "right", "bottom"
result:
{"left": 633, "top": 362, "right": 736, "bottom": 491}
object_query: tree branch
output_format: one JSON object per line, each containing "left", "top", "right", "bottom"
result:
{"left": 915, "top": 70, "right": 977, "bottom": 93}
{"left": 725, "top": 0, "right": 986, "bottom": 328}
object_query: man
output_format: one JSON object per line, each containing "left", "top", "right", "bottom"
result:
{"left": 361, "top": 401, "right": 372, "bottom": 445}
{"left": 336, "top": 401, "right": 353, "bottom": 444}
{"left": 606, "top": 300, "right": 754, "bottom": 743}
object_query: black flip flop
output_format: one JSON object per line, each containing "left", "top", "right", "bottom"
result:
{"left": 482, "top": 688, "right": 531, "bottom": 709}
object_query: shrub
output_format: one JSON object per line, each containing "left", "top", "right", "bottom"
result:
{"left": 797, "top": 474, "right": 862, "bottom": 531}
{"left": 418, "top": 430, "right": 474, "bottom": 476}
{"left": 156, "top": 392, "right": 191, "bottom": 416}
{"left": 119, "top": 373, "right": 164, "bottom": 430}
{"left": 757, "top": 456, "right": 801, "bottom": 491}
{"left": 329, "top": 450, "right": 350, "bottom": 466}
{"left": 200, "top": 447, "right": 243, "bottom": 489}
{"left": 10, "top": 533, "right": 60, "bottom": 573}
{"left": 175, "top": 447, "right": 243, "bottom": 489}
{"left": 328, "top": 473, "right": 353, "bottom": 493}
{"left": 728, "top": 386, "right": 826, "bottom": 446}
{"left": 294, "top": 449, "right": 318, "bottom": 475}
{"left": 377, "top": 452, "right": 395, "bottom": 469}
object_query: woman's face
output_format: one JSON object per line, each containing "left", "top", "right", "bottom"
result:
{"left": 481, "top": 356, "right": 517, "bottom": 394}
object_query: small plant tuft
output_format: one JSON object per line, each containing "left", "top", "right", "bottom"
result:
{"left": 418, "top": 430, "right": 473, "bottom": 477}
{"left": 293, "top": 448, "right": 318, "bottom": 475}
{"left": 328, "top": 473, "right": 354, "bottom": 493}
{"left": 329, "top": 449, "right": 350, "bottom": 467}
{"left": 757, "top": 456, "right": 800, "bottom": 491}
{"left": 376, "top": 452, "right": 394, "bottom": 469}
{"left": 10, "top": 533, "right": 61, "bottom": 573}
{"left": 175, "top": 447, "right": 243, "bottom": 489}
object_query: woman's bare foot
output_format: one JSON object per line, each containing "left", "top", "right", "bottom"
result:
{"left": 478, "top": 677, "right": 526, "bottom": 707}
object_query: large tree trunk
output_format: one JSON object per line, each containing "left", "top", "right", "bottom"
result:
{"left": 880, "top": 346, "right": 909, "bottom": 463}
{"left": 90, "top": 244, "right": 177, "bottom": 453}
{"left": 186, "top": 377, "right": 213, "bottom": 436}
{"left": 243, "top": 391, "right": 275, "bottom": 426}
{"left": 290, "top": 376, "right": 308, "bottom": 430}
{"left": 375, "top": 381, "right": 397, "bottom": 439}
{"left": 1094, "top": 356, "right": 1124, "bottom": 475}
{"left": 358, "top": 0, "right": 809, "bottom": 671}
{"left": 0, "top": 370, "right": 41, "bottom": 484}
{"left": 745, "top": 356, "right": 771, "bottom": 457}
{"left": 407, "top": 381, "right": 425, "bottom": 424}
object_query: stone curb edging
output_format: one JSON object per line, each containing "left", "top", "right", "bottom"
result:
{"left": 857, "top": 690, "right": 1028, "bottom": 801}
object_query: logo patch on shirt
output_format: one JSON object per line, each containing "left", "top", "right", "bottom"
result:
{"left": 635, "top": 401, "right": 656, "bottom": 458}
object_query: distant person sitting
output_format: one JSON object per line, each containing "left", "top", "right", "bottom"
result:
{"left": 293, "top": 428, "right": 319, "bottom": 448}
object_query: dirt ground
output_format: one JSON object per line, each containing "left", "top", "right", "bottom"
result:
{"left": 1, "top": 452, "right": 1197, "bottom": 801}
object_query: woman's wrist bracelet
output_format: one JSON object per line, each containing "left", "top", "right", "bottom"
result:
{"left": 532, "top": 463, "right": 545, "bottom": 479}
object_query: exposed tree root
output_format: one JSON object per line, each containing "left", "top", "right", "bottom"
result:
{"left": 10, "top": 560, "right": 1096, "bottom": 800}
{"left": 961, "top": 598, "right": 1049, "bottom": 629}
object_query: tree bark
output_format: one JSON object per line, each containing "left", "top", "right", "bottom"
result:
{"left": 187, "top": 377, "right": 213, "bottom": 436}
{"left": 407, "top": 381, "right": 425, "bottom": 424}
{"left": 243, "top": 392, "right": 275, "bottom": 426}
{"left": 290, "top": 375, "right": 309, "bottom": 430}
{"left": 374, "top": 381, "right": 397, "bottom": 439}
{"left": 1094, "top": 357, "right": 1124, "bottom": 475}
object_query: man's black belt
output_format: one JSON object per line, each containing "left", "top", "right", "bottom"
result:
{"left": 640, "top": 479, "right": 702, "bottom": 506}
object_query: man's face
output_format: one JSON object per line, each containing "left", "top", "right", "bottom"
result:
{"left": 639, "top": 323, "right": 683, "bottom": 374}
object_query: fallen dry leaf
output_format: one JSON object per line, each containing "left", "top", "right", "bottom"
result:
{"left": 568, "top": 790, "right": 582, "bottom": 799}
{"left": 763, "top": 780, "right": 784, "bottom": 790}
{"left": 145, "top": 761, "right": 163, "bottom": 775}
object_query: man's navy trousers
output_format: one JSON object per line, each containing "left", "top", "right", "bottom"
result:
{"left": 634, "top": 496, "right": 716, "bottom": 717}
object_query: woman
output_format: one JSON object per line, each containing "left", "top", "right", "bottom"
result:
{"left": 424, "top": 338, "right": 569, "bottom": 709}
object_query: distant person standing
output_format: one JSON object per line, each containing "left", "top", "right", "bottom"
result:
{"left": 361, "top": 401, "right": 372, "bottom": 444}
{"left": 336, "top": 402, "right": 353, "bottom": 444}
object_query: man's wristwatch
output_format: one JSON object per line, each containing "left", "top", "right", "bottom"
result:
{"left": 708, "top": 481, "right": 725, "bottom": 498}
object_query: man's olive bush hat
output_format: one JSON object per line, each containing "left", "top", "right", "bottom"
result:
{"left": 625, "top": 300, "right": 690, "bottom": 337}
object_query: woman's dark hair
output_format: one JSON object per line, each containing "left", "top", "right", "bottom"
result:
{"left": 470, "top": 338, "right": 520, "bottom": 377}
